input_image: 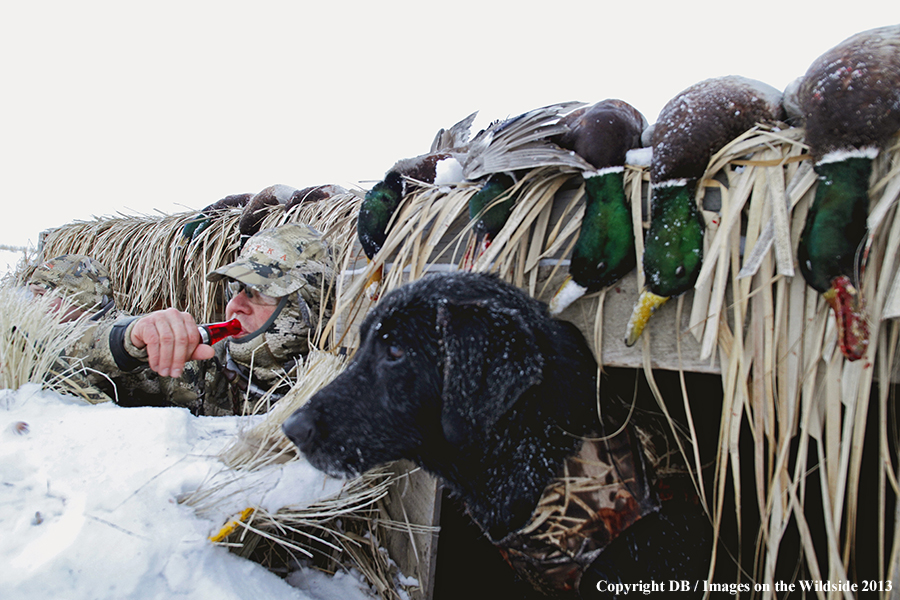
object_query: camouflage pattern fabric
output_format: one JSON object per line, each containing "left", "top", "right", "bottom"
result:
{"left": 29, "top": 254, "right": 115, "bottom": 312}
{"left": 212, "top": 222, "right": 335, "bottom": 371}
{"left": 207, "top": 222, "right": 334, "bottom": 299}
{"left": 50, "top": 360, "right": 116, "bottom": 405}
{"left": 67, "top": 318, "right": 294, "bottom": 415}
{"left": 491, "top": 427, "right": 659, "bottom": 596}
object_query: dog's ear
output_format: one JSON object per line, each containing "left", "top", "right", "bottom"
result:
{"left": 436, "top": 300, "right": 544, "bottom": 447}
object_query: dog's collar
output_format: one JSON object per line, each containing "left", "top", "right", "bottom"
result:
{"left": 486, "top": 425, "right": 660, "bottom": 595}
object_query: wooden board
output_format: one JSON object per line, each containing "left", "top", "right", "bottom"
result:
{"left": 380, "top": 463, "right": 441, "bottom": 600}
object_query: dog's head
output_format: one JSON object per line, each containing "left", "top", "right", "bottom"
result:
{"left": 283, "top": 272, "right": 597, "bottom": 480}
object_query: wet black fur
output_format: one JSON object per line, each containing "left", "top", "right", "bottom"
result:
{"left": 283, "top": 272, "right": 601, "bottom": 540}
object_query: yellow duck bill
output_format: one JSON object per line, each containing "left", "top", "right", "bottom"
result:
{"left": 363, "top": 261, "right": 384, "bottom": 301}
{"left": 624, "top": 289, "right": 670, "bottom": 346}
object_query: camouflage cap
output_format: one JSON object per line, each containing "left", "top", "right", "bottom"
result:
{"left": 207, "top": 223, "right": 334, "bottom": 298}
{"left": 30, "top": 254, "right": 115, "bottom": 311}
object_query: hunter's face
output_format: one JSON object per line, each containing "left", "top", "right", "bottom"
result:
{"left": 29, "top": 284, "right": 88, "bottom": 322}
{"left": 224, "top": 285, "right": 279, "bottom": 337}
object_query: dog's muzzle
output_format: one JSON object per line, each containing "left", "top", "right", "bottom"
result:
{"left": 282, "top": 406, "right": 365, "bottom": 478}
{"left": 282, "top": 407, "right": 316, "bottom": 456}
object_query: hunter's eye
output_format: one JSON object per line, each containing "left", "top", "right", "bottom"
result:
{"left": 675, "top": 265, "right": 686, "bottom": 277}
{"left": 387, "top": 344, "right": 405, "bottom": 361}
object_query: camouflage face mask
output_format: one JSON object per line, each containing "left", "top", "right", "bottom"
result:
{"left": 227, "top": 291, "right": 315, "bottom": 370}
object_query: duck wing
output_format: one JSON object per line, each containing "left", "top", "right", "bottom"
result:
{"left": 463, "top": 101, "right": 594, "bottom": 180}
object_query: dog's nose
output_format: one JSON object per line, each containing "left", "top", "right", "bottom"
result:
{"left": 282, "top": 408, "right": 316, "bottom": 453}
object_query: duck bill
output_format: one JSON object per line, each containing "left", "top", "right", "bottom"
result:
{"left": 549, "top": 275, "right": 587, "bottom": 316}
{"left": 823, "top": 275, "right": 869, "bottom": 361}
{"left": 625, "top": 289, "right": 669, "bottom": 347}
{"left": 363, "top": 261, "right": 384, "bottom": 301}
{"left": 209, "top": 507, "right": 257, "bottom": 543}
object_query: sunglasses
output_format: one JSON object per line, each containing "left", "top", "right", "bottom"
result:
{"left": 226, "top": 280, "right": 281, "bottom": 306}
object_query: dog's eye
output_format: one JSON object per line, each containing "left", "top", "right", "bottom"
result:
{"left": 387, "top": 344, "right": 405, "bottom": 361}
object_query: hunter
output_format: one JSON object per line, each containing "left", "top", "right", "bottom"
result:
{"left": 70, "top": 223, "right": 335, "bottom": 415}
{"left": 28, "top": 254, "right": 117, "bottom": 322}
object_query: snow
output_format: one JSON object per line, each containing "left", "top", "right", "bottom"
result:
{"left": 653, "top": 178, "right": 690, "bottom": 189}
{"left": 432, "top": 156, "right": 464, "bottom": 186}
{"left": 625, "top": 147, "right": 652, "bottom": 168}
{"left": 0, "top": 384, "right": 376, "bottom": 600}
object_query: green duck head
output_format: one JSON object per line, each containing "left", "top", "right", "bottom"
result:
{"left": 797, "top": 155, "right": 872, "bottom": 294}
{"left": 798, "top": 153, "right": 874, "bottom": 361}
{"left": 569, "top": 168, "right": 635, "bottom": 290}
{"left": 550, "top": 168, "right": 636, "bottom": 314}
{"left": 357, "top": 171, "right": 405, "bottom": 260}
{"left": 469, "top": 172, "right": 516, "bottom": 241}
{"left": 641, "top": 180, "right": 705, "bottom": 297}
{"left": 179, "top": 214, "right": 209, "bottom": 247}
{"left": 179, "top": 192, "right": 253, "bottom": 248}
{"left": 548, "top": 99, "right": 646, "bottom": 315}
{"left": 357, "top": 171, "right": 405, "bottom": 301}
{"left": 179, "top": 194, "right": 253, "bottom": 246}
{"left": 624, "top": 180, "right": 704, "bottom": 346}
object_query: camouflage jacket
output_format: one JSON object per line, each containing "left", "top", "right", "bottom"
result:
{"left": 67, "top": 316, "right": 295, "bottom": 416}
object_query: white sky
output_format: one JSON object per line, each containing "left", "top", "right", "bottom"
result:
{"left": 1, "top": 1, "right": 896, "bottom": 258}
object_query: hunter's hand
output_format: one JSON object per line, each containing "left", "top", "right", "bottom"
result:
{"left": 130, "top": 308, "right": 215, "bottom": 377}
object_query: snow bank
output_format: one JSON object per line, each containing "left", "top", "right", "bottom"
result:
{"left": 0, "top": 384, "right": 374, "bottom": 600}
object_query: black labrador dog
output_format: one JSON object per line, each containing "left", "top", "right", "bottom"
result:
{"left": 283, "top": 272, "right": 710, "bottom": 598}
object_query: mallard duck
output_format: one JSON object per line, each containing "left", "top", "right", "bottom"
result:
{"left": 464, "top": 103, "right": 595, "bottom": 261}
{"left": 179, "top": 192, "right": 253, "bottom": 246}
{"left": 236, "top": 183, "right": 344, "bottom": 248}
{"left": 468, "top": 171, "right": 517, "bottom": 247}
{"left": 786, "top": 24, "right": 900, "bottom": 361}
{"left": 547, "top": 99, "right": 648, "bottom": 315}
{"left": 358, "top": 104, "right": 591, "bottom": 298}
{"left": 357, "top": 154, "right": 470, "bottom": 299}
{"left": 357, "top": 112, "right": 477, "bottom": 299}
{"left": 358, "top": 171, "right": 406, "bottom": 263}
{"left": 625, "top": 75, "right": 784, "bottom": 346}
{"left": 181, "top": 184, "right": 343, "bottom": 249}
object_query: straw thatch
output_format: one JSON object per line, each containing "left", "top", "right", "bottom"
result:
{"left": 0, "top": 283, "right": 114, "bottom": 401}
{"left": 35, "top": 191, "right": 363, "bottom": 324}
